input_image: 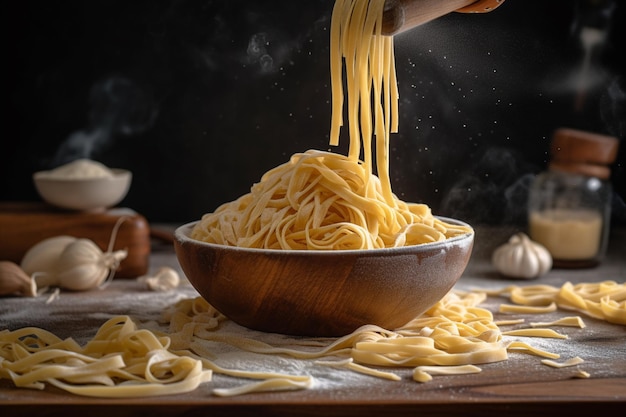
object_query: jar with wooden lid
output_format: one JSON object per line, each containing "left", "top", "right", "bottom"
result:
{"left": 527, "top": 128, "right": 619, "bottom": 268}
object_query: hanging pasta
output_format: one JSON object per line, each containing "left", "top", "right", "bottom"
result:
{"left": 192, "top": 0, "right": 472, "bottom": 250}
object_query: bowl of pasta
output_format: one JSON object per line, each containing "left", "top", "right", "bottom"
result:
{"left": 174, "top": 217, "right": 474, "bottom": 337}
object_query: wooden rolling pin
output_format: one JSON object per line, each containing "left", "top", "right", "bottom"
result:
{"left": 382, "top": 0, "right": 505, "bottom": 35}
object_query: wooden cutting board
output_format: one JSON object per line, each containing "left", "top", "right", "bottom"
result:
{"left": 0, "top": 202, "right": 150, "bottom": 278}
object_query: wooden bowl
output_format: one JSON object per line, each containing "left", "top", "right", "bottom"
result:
{"left": 174, "top": 219, "right": 474, "bottom": 337}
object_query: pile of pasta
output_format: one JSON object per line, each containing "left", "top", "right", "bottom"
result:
{"left": 1, "top": 280, "right": 624, "bottom": 397}
{"left": 190, "top": 150, "right": 470, "bottom": 249}
{"left": 191, "top": 0, "right": 472, "bottom": 250}
{"left": 0, "top": 316, "right": 212, "bottom": 397}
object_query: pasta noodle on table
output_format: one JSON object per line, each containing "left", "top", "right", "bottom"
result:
{"left": 161, "top": 291, "right": 561, "bottom": 380}
{"left": 529, "top": 316, "right": 586, "bottom": 328}
{"left": 156, "top": 280, "right": 626, "bottom": 389}
{"left": 190, "top": 0, "right": 472, "bottom": 250}
{"left": 0, "top": 316, "right": 212, "bottom": 398}
{"left": 541, "top": 357, "right": 585, "bottom": 368}
{"left": 484, "top": 280, "right": 626, "bottom": 325}
{"left": 2, "top": 282, "right": 621, "bottom": 397}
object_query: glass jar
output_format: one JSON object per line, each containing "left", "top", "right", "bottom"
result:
{"left": 528, "top": 128, "right": 619, "bottom": 268}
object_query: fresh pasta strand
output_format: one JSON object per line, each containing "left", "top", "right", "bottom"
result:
{"left": 494, "top": 318, "right": 526, "bottom": 326}
{"left": 499, "top": 303, "right": 558, "bottom": 314}
{"left": 501, "top": 328, "right": 568, "bottom": 339}
{"left": 530, "top": 316, "right": 586, "bottom": 328}
{"left": 413, "top": 364, "right": 481, "bottom": 383}
{"left": 212, "top": 377, "right": 314, "bottom": 397}
{"left": 541, "top": 357, "right": 584, "bottom": 368}
{"left": 315, "top": 358, "right": 401, "bottom": 381}
{"left": 505, "top": 341, "right": 560, "bottom": 359}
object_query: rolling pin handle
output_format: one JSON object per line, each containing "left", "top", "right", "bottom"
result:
{"left": 382, "top": 0, "right": 506, "bottom": 36}
{"left": 456, "top": 0, "right": 506, "bottom": 14}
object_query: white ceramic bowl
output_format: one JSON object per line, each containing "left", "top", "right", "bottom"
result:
{"left": 33, "top": 169, "right": 132, "bottom": 211}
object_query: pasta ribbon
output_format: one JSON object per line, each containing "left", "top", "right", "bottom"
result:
{"left": 315, "top": 358, "right": 401, "bottom": 380}
{"left": 501, "top": 328, "right": 568, "bottom": 339}
{"left": 413, "top": 365, "right": 481, "bottom": 383}
{"left": 212, "top": 377, "right": 313, "bottom": 397}
{"left": 499, "top": 303, "right": 557, "bottom": 314}
{"left": 530, "top": 317, "right": 586, "bottom": 328}
{"left": 541, "top": 357, "right": 584, "bottom": 368}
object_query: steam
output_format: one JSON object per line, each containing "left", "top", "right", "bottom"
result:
{"left": 246, "top": 32, "right": 276, "bottom": 74}
{"left": 239, "top": 6, "right": 329, "bottom": 76}
{"left": 52, "top": 76, "right": 157, "bottom": 167}
{"left": 600, "top": 77, "right": 626, "bottom": 139}
{"left": 574, "top": 26, "right": 607, "bottom": 111}
{"left": 440, "top": 148, "right": 534, "bottom": 225}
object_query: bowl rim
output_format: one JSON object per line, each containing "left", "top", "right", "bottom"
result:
{"left": 33, "top": 168, "right": 132, "bottom": 182}
{"left": 174, "top": 216, "right": 474, "bottom": 256}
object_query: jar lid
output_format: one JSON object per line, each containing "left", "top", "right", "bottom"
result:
{"left": 549, "top": 128, "right": 619, "bottom": 179}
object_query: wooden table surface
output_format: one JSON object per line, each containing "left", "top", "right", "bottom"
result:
{"left": 1, "top": 225, "right": 625, "bottom": 416}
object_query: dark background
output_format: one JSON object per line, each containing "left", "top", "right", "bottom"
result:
{"left": 4, "top": 0, "right": 625, "bottom": 229}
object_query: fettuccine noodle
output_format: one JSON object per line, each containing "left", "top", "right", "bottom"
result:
{"left": 191, "top": 0, "right": 471, "bottom": 249}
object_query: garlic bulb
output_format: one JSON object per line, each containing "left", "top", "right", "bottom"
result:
{"left": 492, "top": 233, "right": 552, "bottom": 279}
{"left": 20, "top": 217, "right": 128, "bottom": 291}
{"left": 55, "top": 239, "right": 127, "bottom": 290}
{"left": 21, "top": 236, "right": 77, "bottom": 278}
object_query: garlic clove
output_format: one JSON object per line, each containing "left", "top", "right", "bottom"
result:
{"left": 138, "top": 266, "right": 181, "bottom": 292}
{"left": 0, "top": 261, "right": 37, "bottom": 297}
